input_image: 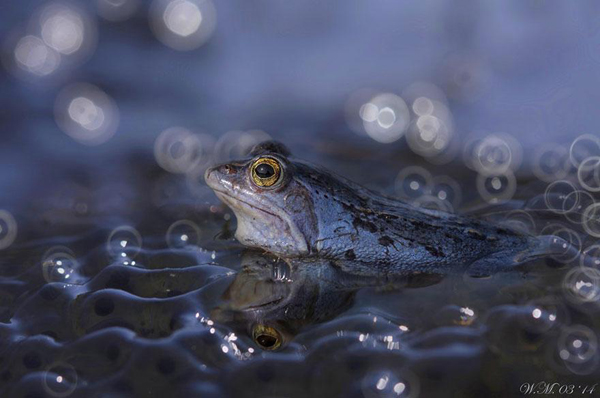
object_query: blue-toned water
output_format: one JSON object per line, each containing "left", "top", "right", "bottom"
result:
{"left": 1, "top": 1, "right": 600, "bottom": 397}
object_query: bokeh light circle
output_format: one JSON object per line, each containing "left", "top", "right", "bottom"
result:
{"left": 577, "top": 156, "right": 600, "bottom": 192}
{"left": 0, "top": 210, "right": 18, "bottom": 250}
{"left": 43, "top": 362, "right": 78, "bottom": 397}
{"left": 544, "top": 180, "right": 578, "bottom": 215}
{"left": 42, "top": 250, "right": 82, "bottom": 284}
{"left": 431, "top": 175, "right": 462, "bottom": 209}
{"left": 395, "top": 166, "right": 433, "bottom": 200}
{"left": 532, "top": 144, "right": 571, "bottom": 182}
{"left": 580, "top": 244, "right": 600, "bottom": 268}
{"left": 474, "top": 134, "right": 521, "bottom": 176}
{"left": 501, "top": 210, "right": 536, "bottom": 235}
{"left": 570, "top": 134, "right": 600, "bottom": 168}
{"left": 54, "top": 83, "right": 119, "bottom": 146}
{"left": 563, "top": 266, "right": 600, "bottom": 303}
{"left": 563, "top": 190, "right": 595, "bottom": 225}
{"left": 166, "top": 219, "right": 201, "bottom": 249}
{"left": 582, "top": 203, "right": 600, "bottom": 238}
{"left": 154, "top": 128, "right": 214, "bottom": 174}
{"left": 213, "top": 130, "right": 271, "bottom": 163}
{"left": 405, "top": 102, "right": 454, "bottom": 160}
{"left": 548, "top": 228, "right": 581, "bottom": 264}
{"left": 40, "top": 4, "right": 86, "bottom": 55}
{"left": 107, "top": 226, "right": 142, "bottom": 259}
{"left": 557, "top": 325, "right": 598, "bottom": 365}
{"left": 12, "top": 35, "right": 61, "bottom": 76}
{"left": 362, "top": 93, "right": 410, "bottom": 144}
{"left": 476, "top": 171, "right": 516, "bottom": 204}
{"left": 5, "top": 2, "right": 97, "bottom": 80}
{"left": 150, "top": 0, "right": 217, "bottom": 51}
{"left": 520, "top": 297, "right": 567, "bottom": 334}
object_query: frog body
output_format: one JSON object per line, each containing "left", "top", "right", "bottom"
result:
{"left": 205, "top": 141, "right": 566, "bottom": 277}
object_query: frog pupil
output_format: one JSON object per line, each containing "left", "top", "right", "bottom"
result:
{"left": 256, "top": 334, "right": 277, "bottom": 348}
{"left": 256, "top": 163, "right": 275, "bottom": 179}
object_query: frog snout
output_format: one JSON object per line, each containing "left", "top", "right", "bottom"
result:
{"left": 205, "top": 163, "right": 240, "bottom": 187}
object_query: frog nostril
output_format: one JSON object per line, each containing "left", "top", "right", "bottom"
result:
{"left": 221, "top": 164, "right": 235, "bottom": 175}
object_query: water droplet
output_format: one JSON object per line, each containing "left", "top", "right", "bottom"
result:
{"left": 107, "top": 226, "right": 142, "bottom": 259}
{"left": 166, "top": 220, "right": 201, "bottom": 248}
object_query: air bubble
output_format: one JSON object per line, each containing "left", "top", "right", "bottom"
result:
{"left": 395, "top": 166, "right": 432, "bottom": 200}
{"left": 577, "top": 156, "right": 600, "bottom": 192}
{"left": 563, "top": 267, "right": 600, "bottom": 303}
{"left": 477, "top": 137, "right": 510, "bottom": 173}
{"left": 501, "top": 210, "right": 536, "bottom": 234}
{"left": 107, "top": 226, "right": 142, "bottom": 259}
{"left": 0, "top": 210, "right": 18, "bottom": 250}
{"left": 570, "top": 134, "right": 600, "bottom": 168}
{"left": 563, "top": 190, "right": 595, "bottom": 225}
{"left": 166, "top": 220, "right": 201, "bottom": 248}
{"left": 582, "top": 203, "right": 600, "bottom": 238}
{"left": 580, "top": 244, "right": 600, "bottom": 268}
{"left": 532, "top": 144, "right": 571, "bottom": 182}
{"left": 154, "top": 128, "right": 214, "bottom": 174}
{"left": 548, "top": 228, "right": 581, "bottom": 264}
{"left": 474, "top": 134, "right": 522, "bottom": 176}
{"left": 405, "top": 109, "right": 454, "bottom": 159}
{"left": 520, "top": 297, "right": 566, "bottom": 334}
{"left": 431, "top": 175, "right": 462, "bottom": 208}
{"left": 557, "top": 325, "right": 598, "bottom": 364}
{"left": 43, "top": 362, "right": 78, "bottom": 397}
{"left": 476, "top": 171, "right": 516, "bottom": 204}
{"left": 42, "top": 247, "right": 84, "bottom": 284}
{"left": 544, "top": 180, "right": 578, "bottom": 214}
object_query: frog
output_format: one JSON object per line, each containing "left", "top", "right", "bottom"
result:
{"left": 205, "top": 141, "right": 571, "bottom": 277}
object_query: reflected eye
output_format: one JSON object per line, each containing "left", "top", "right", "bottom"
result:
{"left": 251, "top": 157, "right": 282, "bottom": 188}
{"left": 252, "top": 324, "right": 282, "bottom": 350}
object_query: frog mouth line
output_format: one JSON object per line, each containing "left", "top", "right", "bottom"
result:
{"left": 244, "top": 296, "right": 285, "bottom": 311}
{"left": 212, "top": 189, "right": 283, "bottom": 221}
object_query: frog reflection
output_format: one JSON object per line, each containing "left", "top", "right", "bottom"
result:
{"left": 210, "top": 253, "right": 351, "bottom": 350}
{"left": 211, "top": 252, "right": 443, "bottom": 350}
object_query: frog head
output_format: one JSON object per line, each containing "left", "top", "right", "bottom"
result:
{"left": 205, "top": 141, "right": 319, "bottom": 257}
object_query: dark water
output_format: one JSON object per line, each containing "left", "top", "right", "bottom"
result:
{"left": 1, "top": 148, "right": 599, "bottom": 397}
{"left": 2, "top": 1, "right": 600, "bottom": 397}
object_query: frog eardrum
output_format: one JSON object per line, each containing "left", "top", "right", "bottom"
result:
{"left": 250, "top": 157, "right": 282, "bottom": 188}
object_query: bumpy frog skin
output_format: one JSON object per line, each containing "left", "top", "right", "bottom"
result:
{"left": 205, "top": 141, "right": 566, "bottom": 277}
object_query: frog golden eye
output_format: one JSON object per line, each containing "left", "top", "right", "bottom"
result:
{"left": 250, "top": 157, "right": 282, "bottom": 188}
{"left": 252, "top": 324, "right": 282, "bottom": 350}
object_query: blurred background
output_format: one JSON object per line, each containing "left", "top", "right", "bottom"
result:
{"left": 2, "top": 0, "right": 600, "bottom": 218}
{"left": 3, "top": 2, "right": 600, "bottom": 396}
